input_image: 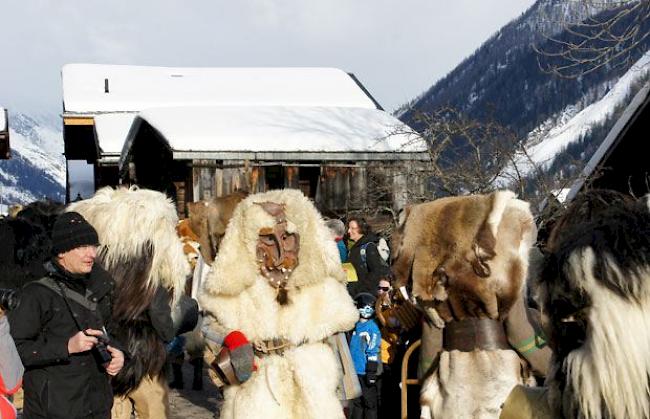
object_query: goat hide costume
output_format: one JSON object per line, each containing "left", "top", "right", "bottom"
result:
{"left": 392, "top": 190, "right": 542, "bottom": 419}
{"left": 501, "top": 191, "right": 650, "bottom": 419}
{"left": 187, "top": 190, "right": 248, "bottom": 264}
{"left": 199, "top": 189, "right": 358, "bottom": 419}
{"left": 68, "top": 186, "right": 190, "bottom": 395}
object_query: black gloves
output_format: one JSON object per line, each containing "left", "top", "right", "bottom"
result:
{"left": 366, "top": 360, "right": 378, "bottom": 385}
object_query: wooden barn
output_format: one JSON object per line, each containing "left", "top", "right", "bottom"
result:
{"left": 0, "top": 107, "right": 9, "bottom": 159}
{"left": 61, "top": 64, "right": 428, "bottom": 216}
{"left": 566, "top": 81, "right": 650, "bottom": 200}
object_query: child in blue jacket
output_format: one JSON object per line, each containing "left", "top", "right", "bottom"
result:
{"left": 349, "top": 292, "right": 381, "bottom": 419}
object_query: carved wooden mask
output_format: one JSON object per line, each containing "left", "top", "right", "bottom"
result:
{"left": 255, "top": 202, "right": 300, "bottom": 304}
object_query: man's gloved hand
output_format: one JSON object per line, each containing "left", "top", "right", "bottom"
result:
{"left": 366, "top": 360, "right": 378, "bottom": 385}
{"left": 224, "top": 330, "right": 255, "bottom": 383}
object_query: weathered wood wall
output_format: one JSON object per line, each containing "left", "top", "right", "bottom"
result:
{"left": 187, "top": 159, "right": 424, "bottom": 215}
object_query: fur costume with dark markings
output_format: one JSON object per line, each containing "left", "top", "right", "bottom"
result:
{"left": 533, "top": 190, "right": 650, "bottom": 419}
{"left": 69, "top": 186, "right": 190, "bottom": 395}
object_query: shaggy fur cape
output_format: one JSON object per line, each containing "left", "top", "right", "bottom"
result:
{"left": 69, "top": 186, "right": 190, "bottom": 395}
{"left": 392, "top": 191, "right": 537, "bottom": 419}
{"left": 535, "top": 192, "right": 650, "bottom": 419}
{"left": 0, "top": 201, "right": 63, "bottom": 289}
{"left": 200, "top": 189, "right": 358, "bottom": 419}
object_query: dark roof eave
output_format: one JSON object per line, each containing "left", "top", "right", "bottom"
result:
{"left": 170, "top": 150, "right": 430, "bottom": 161}
{"left": 565, "top": 81, "right": 650, "bottom": 202}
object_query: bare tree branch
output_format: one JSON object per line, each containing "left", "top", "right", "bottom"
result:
{"left": 535, "top": 0, "right": 650, "bottom": 78}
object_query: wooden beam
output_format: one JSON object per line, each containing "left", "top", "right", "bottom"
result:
{"left": 63, "top": 117, "right": 94, "bottom": 126}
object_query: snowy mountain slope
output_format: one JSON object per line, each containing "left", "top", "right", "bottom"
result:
{"left": 0, "top": 112, "right": 65, "bottom": 206}
{"left": 398, "top": 0, "right": 650, "bottom": 200}
{"left": 510, "top": 51, "right": 650, "bottom": 177}
{"left": 396, "top": 0, "right": 629, "bottom": 121}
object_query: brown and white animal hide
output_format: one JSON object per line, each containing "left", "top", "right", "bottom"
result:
{"left": 68, "top": 186, "right": 191, "bottom": 394}
{"left": 199, "top": 189, "right": 358, "bottom": 419}
{"left": 187, "top": 190, "right": 248, "bottom": 264}
{"left": 392, "top": 191, "right": 537, "bottom": 419}
{"left": 177, "top": 218, "right": 201, "bottom": 270}
{"left": 534, "top": 191, "right": 650, "bottom": 419}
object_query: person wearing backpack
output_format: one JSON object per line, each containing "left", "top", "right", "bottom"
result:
{"left": 346, "top": 217, "right": 390, "bottom": 297}
{"left": 8, "top": 212, "right": 125, "bottom": 419}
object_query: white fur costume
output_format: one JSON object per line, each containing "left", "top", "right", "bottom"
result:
{"left": 200, "top": 189, "right": 358, "bottom": 419}
{"left": 68, "top": 186, "right": 189, "bottom": 304}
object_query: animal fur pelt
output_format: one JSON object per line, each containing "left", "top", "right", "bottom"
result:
{"left": 187, "top": 190, "right": 248, "bottom": 264}
{"left": 177, "top": 218, "right": 201, "bottom": 271}
{"left": 391, "top": 191, "right": 537, "bottom": 419}
{"left": 199, "top": 189, "right": 358, "bottom": 419}
{"left": 534, "top": 190, "right": 650, "bottom": 419}
{"left": 68, "top": 186, "right": 190, "bottom": 395}
{"left": 0, "top": 201, "right": 63, "bottom": 289}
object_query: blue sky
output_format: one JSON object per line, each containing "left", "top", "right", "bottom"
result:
{"left": 1, "top": 0, "right": 535, "bottom": 116}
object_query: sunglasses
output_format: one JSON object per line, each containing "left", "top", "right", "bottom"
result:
{"left": 377, "top": 286, "right": 390, "bottom": 292}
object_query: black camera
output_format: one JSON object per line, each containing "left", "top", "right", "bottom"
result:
{"left": 0, "top": 289, "right": 19, "bottom": 311}
{"left": 90, "top": 330, "right": 113, "bottom": 367}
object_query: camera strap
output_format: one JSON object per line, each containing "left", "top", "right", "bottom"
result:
{"left": 35, "top": 277, "right": 101, "bottom": 332}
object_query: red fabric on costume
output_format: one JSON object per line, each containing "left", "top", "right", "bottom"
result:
{"left": 223, "top": 331, "right": 257, "bottom": 371}
{"left": 224, "top": 331, "right": 249, "bottom": 349}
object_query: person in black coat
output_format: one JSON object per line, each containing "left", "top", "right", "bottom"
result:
{"left": 346, "top": 217, "right": 390, "bottom": 297}
{"left": 8, "top": 212, "right": 125, "bottom": 419}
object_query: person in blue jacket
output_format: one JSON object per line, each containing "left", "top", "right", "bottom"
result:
{"left": 349, "top": 292, "right": 381, "bottom": 419}
{"left": 325, "top": 218, "right": 348, "bottom": 263}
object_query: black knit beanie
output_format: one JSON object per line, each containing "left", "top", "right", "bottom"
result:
{"left": 51, "top": 211, "right": 99, "bottom": 255}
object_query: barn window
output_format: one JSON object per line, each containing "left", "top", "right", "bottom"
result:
{"left": 265, "top": 165, "right": 285, "bottom": 190}
{"left": 298, "top": 166, "right": 320, "bottom": 198}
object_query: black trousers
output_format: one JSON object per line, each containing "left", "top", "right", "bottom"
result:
{"left": 349, "top": 378, "right": 379, "bottom": 419}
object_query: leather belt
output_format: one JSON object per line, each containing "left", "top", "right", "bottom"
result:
{"left": 443, "top": 318, "right": 510, "bottom": 352}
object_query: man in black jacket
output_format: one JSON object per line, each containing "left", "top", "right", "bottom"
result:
{"left": 347, "top": 217, "right": 390, "bottom": 297}
{"left": 9, "top": 212, "right": 125, "bottom": 419}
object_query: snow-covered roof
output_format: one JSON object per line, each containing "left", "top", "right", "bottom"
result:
{"left": 0, "top": 107, "right": 6, "bottom": 131}
{"left": 120, "top": 105, "right": 424, "bottom": 166}
{"left": 93, "top": 113, "right": 136, "bottom": 155}
{"left": 565, "top": 81, "right": 650, "bottom": 202}
{"left": 62, "top": 64, "right": 379, "bottom": 113}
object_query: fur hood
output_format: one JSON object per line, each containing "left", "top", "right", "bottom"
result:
{"left": 199, "top": 189, "right": 356, "bottom": 344}
{"left": 68, "top": 186, "right": 190, "bottom": 304}
{"left": 202, "top": 189, "right": 346, "bottom": 297}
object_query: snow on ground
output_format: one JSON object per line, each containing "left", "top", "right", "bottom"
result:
{"left": 502, "top": 51, "right": 650, "bottom": 181}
